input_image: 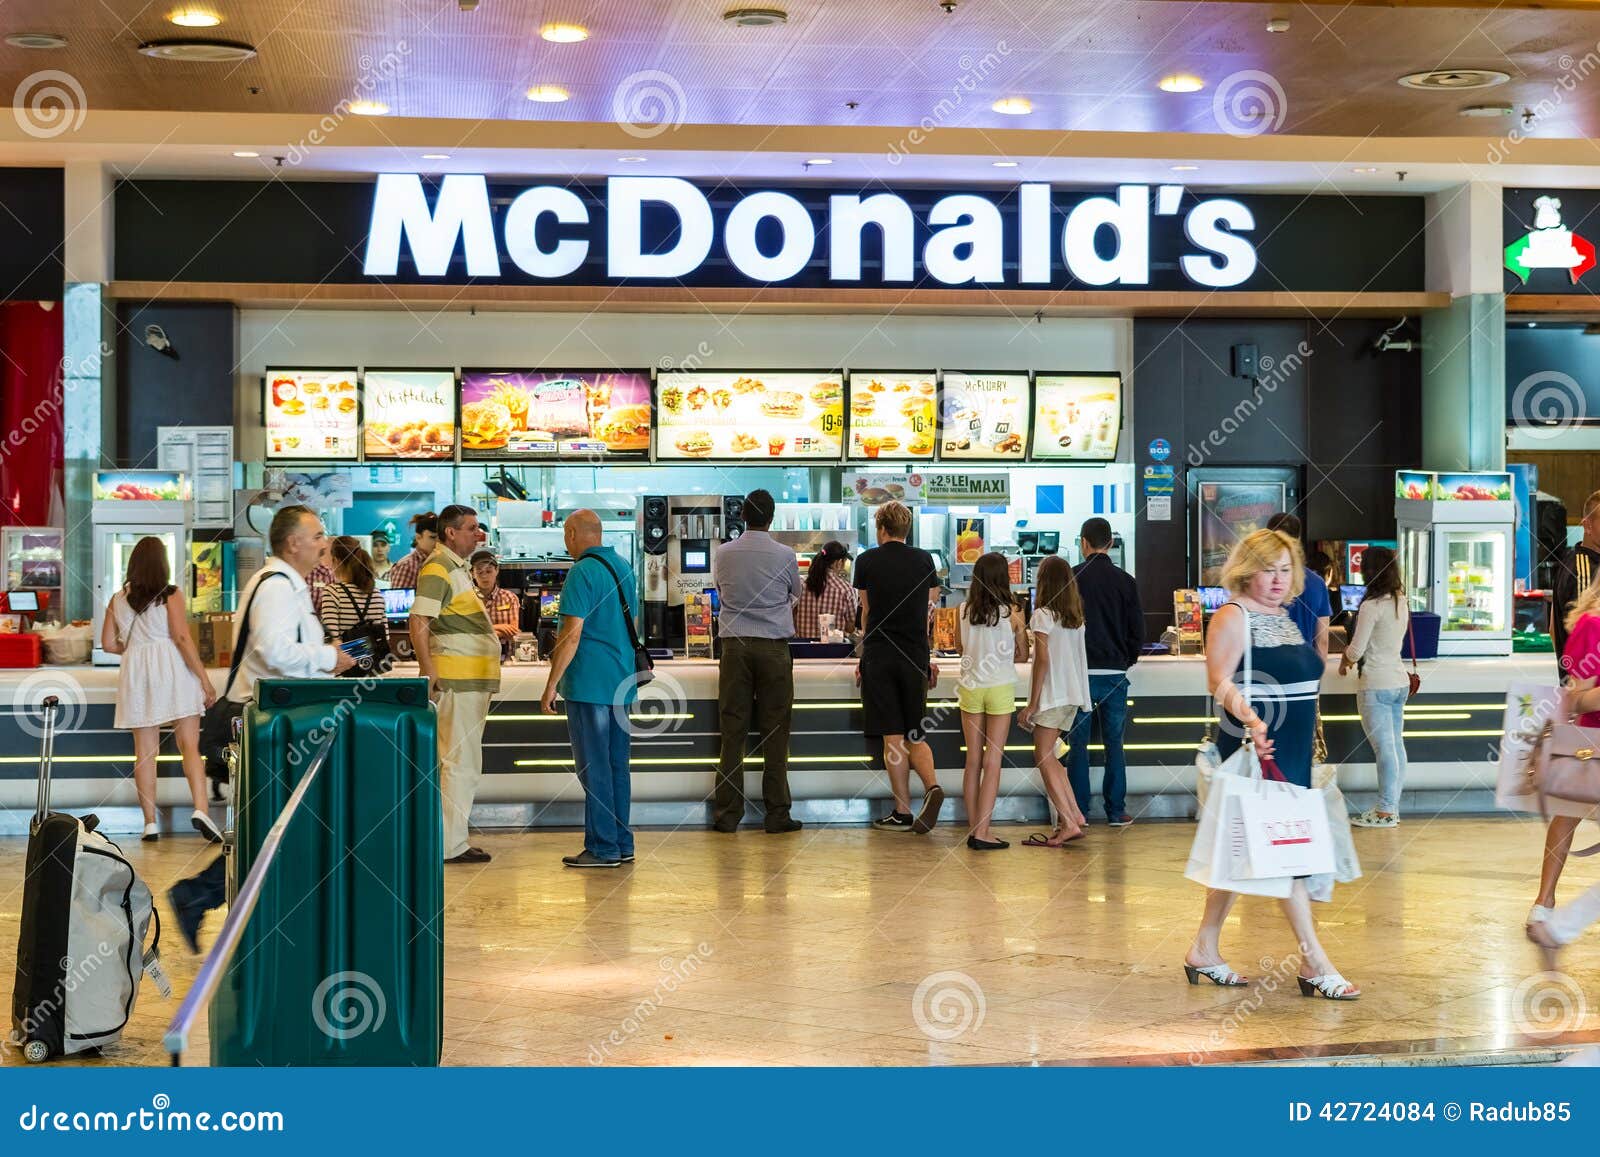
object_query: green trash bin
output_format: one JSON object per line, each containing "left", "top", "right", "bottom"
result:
{"left": 209, "top": 677, "right": 443, "bottom": 1066}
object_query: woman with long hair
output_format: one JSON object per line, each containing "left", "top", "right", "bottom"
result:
{"left": 1339, "top": 546, "right": 1410, "bottom": 827}
{"left": 1184, "top": 529, "right": 1359, "bottom": 999}
{"left": 957, "top": 552, "right": 1030, "bottom": 850}
{"left": 318, "top": 536, "right": 389, "bottom": 674}
{"left": 793, "top": 540, "right": 858, "bottom": 639}
{"left": 1018, "top": 555, "right": 1091, "bottom": 846}
{"left": 99, "top": 536, "right": 218, "bottom": 842}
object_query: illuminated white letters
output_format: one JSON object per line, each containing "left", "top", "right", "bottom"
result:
{"left": 724, "top": 191, "right": 815, "bottom": 282}
{"left": 606, "top": 177, "right": 714, "bottom": 279}
{"left": 923, "top": 194, "right": 1004, "bottom": 285}
{"left": 503, "top": 186, "right": 590, "bottom": 278}
{"left": 1018, "top": 183, "right": 1052, "bottom": 284}
{"left": 1182, "top": 198, "right": 1258, "bottom": 288}
{"left": 1063, "top": 184, "right": 1149, "bottom": 286}
{"left": 363, "top": 173, "right": 499, "bottom": 277}
{"left": 828, "top": 194, "right": 914, "bottom": 281}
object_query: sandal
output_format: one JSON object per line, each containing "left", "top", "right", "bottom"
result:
{"left": 1527, "top": 918, "right": 1568, "bottom": 972}
{"left": 1022, "top": 827, "right": 1078, "bottom": 848}
{"left": 1183, "top": 961, "right": 1249, "bottom": 987}
{"left": 1297, "top": 973, "right": 1361, "bottom": 1000}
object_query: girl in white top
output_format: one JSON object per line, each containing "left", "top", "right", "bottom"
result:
{"left": 99, "top": 536, "right": 220, "bottom": 843}
{"left": 957, "top": 553, "right": 1030, "bottom": 850}
{"left": 1020, "top": 556, "right": 1093, "bottom": 846}
{"left": 1338, "top": 545, "right": 1411, "bottom": 827}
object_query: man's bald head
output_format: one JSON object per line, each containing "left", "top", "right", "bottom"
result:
{"left": 564, "top": 508, "right": 603, "bottom": 555}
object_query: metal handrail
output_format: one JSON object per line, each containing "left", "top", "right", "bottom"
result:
{"left": 163, "top": 721, "right": 343, "bottom": 1064}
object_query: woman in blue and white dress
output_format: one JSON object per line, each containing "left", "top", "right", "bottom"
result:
{"left": 1182, "top": 528, "right": 1361, "bottom": 1000}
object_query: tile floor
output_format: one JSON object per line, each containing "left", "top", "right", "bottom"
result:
{"left": 3, "top": 815, "right": 1599, "bottom": 1067}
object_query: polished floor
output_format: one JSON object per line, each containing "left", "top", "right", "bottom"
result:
{"left": 4, "top": 814, "right": 1600, "bottom": 1067}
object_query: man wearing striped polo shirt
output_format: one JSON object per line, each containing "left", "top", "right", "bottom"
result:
{"left": 411, "top": 504, "right": 502, "bottom": 865}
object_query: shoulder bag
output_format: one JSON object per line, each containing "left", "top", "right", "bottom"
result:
{"left": 331, "top": 583, "right": 390, "bottom": 677}
{"left": 199, "top": 569, "right": 291, "bottom": 775}
{"left": 587, "top": 551, "right": 654, "bottom": 686}
{"left": 1404, "top": 604, "right": 1421, "bottom": 700}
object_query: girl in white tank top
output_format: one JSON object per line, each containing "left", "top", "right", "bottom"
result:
{"left": 957, "top": 553, "right": 1031, "bottom": 851}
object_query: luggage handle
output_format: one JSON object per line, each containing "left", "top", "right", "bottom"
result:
{"left": 33, "top": 694, "right": 58, "bottom": 827}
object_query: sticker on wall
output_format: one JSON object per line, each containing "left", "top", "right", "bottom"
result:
{"left": 1506, "top": 196, "right": 1597, "bottom": 285}
{"left": 1148, "top": 437, "right": 1172, "bottom": 463}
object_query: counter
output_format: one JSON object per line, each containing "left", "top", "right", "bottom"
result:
{"left": 0, "top": 652, "right": 1538, "bottom": 831}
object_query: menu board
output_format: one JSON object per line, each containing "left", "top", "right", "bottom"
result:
{"left": 1031, "top": 373, "right": 1122, "bottom": 461}
{"left": 363, "top": 370, "right": 456, "bottom": 460}
{"left": 845, "top": 371, "right": 936, "bottom": 460}
{"left": 656, "top": 371, "right": 844, "bottom": 460}
{"left": 939, "top": 372, "right": 1029, "bottom": 460}
{"left": 459, "top": 370, "right": 651, "bottom": 459}
{"left": 265, "top": 368, "right": 359, "bottom": 460}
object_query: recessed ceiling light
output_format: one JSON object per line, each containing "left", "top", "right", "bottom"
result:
{"left": 805, "top": 157, "right": 832, "bottom": 165}
{"left": 231, "top": 150, "right": 258, "bottom": 158}
{"left": 618, "top": 155, "right": 647, "bottom": 162}
{"left": 1397, "top": 69, "right": 1509, "bottom": 91}
{"left": 992, "top": 160, "right": 1019, "bottom": 168}
{"left": 723, "top": 7, "right": 788, "bottom": 26}
{"left": 1159, "top": 74, "right": 1204, "bottom": 93}
{"left": 1529, "top": 321, "right": 1539, "bottom": 328}
{"left": 1351, "top": 166, "right": 1379, "bottom": 173}
{"left": 1170, "top": 163, "right": 1199, "bottom": 171}
{"left": 540, "top": 23, "right": 588, "bottom": 43}
{"left": 1459, "top": 103, "right": 1514, "bottom": 118}
{"left": 421, "top": 153, "right": 450, "bottom": 160}
{"left": 348, "top": 99, "right": 389, "bottom": 115}
{"left": 167, "top": 8, "right": 221, "bottom": 26}
{"left": 992, "top": 97, "right": 1031, "bottom": 115}
{"left": 137, "top": 38, "right": 256, "bottom": 61}
{"left": 1266, "top": 17, "right": 1291, "bottom": 32}
{"left": 5, "top": 32, "right": 68, "bottom": 49}
{"left": 526, "top": 85, "right": 570, "bottom": 102}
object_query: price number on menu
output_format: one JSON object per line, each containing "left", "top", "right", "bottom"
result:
{"left": 820, "top": 413, "right": 839, "bottom": 434}
{"left": 912, "top": 415, "right": 929, "bottom": 434}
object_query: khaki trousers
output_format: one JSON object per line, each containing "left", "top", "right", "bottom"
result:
{"left": 437, "top": 689, "right": 491, "bottom": 859}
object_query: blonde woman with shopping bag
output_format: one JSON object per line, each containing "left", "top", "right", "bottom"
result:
{"left": 1183, "top": 529, "right": 1361, "bottom": 1000}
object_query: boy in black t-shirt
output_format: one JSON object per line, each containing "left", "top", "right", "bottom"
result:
{"left": 853, "top": 501, "right": 945, "bottom": 834}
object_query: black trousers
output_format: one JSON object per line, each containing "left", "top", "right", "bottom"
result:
{"left": 714, "top": 637, "right": 795, "bottom": 826}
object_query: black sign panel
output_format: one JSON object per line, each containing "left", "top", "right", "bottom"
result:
{"left": 1505, "top": 188, "right": 1600, "bottom": 295}
{"left": 0, "top": 169, "right": 64, "bottom": 300}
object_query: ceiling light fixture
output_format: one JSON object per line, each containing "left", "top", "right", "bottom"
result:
{"left": 348, "top": 99, "right": 390, "bottom": 115}
{"left": 722, "top": 7, "right": 788, "bottom": 25}
{"left": 1170, "top": 163, "right": 1199, "bottom": 171}
{"left": 1159, "top": 74, "right": 1204, "bottom": 93}
{"left": 539, "top": 23, "right": 588, "bottom": 43}
{"left": 1351, "top": 166, "right": 1379, "bottom": 173}
{"left": 805, "top": 157, "right": 832, "bottom": 165}
{"left": 526, "top": 84, "right": 570, "bottom": 102}
{"left": 991, "top": 96, "right": 1031, "bottom": 115}
{"left": 231, "top": 150, "right": 259, "bottom": 158}
{"left": 1397, "top": 69, "right": 1509, "bottom": 91}
{"left": 617, "top": 155, "right": 647, "bottom": 162}
{"left": 992, "top": 160, "right": 1019, "bottom": 168}
{"left": 1459, "top": 103, "right": 1514, "bottom": 118}
{"left": 137, "top": 38, "right": 257, "bottom": 61}
{"left": 1266, "top": 17, "right": 1290, "bottom": 32}
{"left": 4, "top": 32, "right": 67, "bottom": 49}
{"left": 421, "top": 153, "right": 451, "bottom": 160}
{"left": 167, "top": 8, "right": 222, "bottom": 26}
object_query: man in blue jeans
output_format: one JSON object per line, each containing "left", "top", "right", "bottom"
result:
{"left": 1066, "top": 518, "right": 1143, "bottom": 827}
{"left": 541, "top": 509, "right": 640, "bottom": 868}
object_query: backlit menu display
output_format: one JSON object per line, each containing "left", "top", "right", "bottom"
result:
{"left": 656, "top": 371, "right": 844, "bottom": 460}
{"left": 459, "top": 370, "right": 651, "bottom": 458}
{"left": 363, "top": 370, "right": 456, "bottom": 460}
{"left": 1031, "top": 373, "right": 1122, "bottom": 461}
{"left": 939, "top": 371, "right": 1030, "bottom": 460}
{"left": 846, "top": 371, "right": 936, "bottom": 460}
{"left": 265, "top": 368, "right": 359, "bottom": 460}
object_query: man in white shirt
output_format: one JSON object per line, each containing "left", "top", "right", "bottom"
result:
{"left": 168, "top": 504, "right": 352, "bottom": 951}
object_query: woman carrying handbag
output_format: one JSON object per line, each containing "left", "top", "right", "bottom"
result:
{"left": 1184, "top": 528, "right": 1361, "bottom": 1000}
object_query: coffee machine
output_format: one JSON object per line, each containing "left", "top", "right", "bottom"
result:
{"left": 640, "top": 494, "right": 743, "bottom": 652}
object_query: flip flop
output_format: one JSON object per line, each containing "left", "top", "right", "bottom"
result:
{"left": 1022, "top": 833, "right": 1055, "bottom": 847}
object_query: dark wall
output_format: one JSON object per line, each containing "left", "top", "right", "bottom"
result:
{"left": 1131, "top": 318, "right": 1422, "bottom": 639}
{"left": 116, "top": 302, "right": 237, "bottom": 465}
{"left": 0, "top": 168, "right": 64, "bottom": 300}
{"left": 1506, "top": 323, "right": 1600, "bottom": 423}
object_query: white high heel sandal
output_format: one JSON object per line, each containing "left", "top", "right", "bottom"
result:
{"left": 1184, "top": 962, "right": 1249, "bottom": 987}
{"left": 1297, "top": 973, "right": 1361, "bottom": 1000}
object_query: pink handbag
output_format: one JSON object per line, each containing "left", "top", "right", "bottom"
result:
{"left": 1530, "top": 722, "right": 1600, "bottom": 855}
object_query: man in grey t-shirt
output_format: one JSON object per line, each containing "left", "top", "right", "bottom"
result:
{"left": 710, "top": 489, "right": 803, "bottom": 833}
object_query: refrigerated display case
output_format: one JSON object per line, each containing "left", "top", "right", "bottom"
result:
{"left": 2, "top": 526, "right": 63, "bottom": 623}
{"left": 1395, "top": 470, "right": 1514, "bottom": 656}
{"left": 91, "top": 471, "right": 192, "bottom": 665}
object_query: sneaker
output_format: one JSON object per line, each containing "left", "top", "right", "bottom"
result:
{"left": 913, "top": 785, "right": 946, "bottom": 834}
{"left": 167, "top": 885, "right": 205, "bottom": 954}
{"left": 1108, "top": 814, "right": 1133, "bottom": 828}
{"left": 445, "top": 846, "right": 492, "bottom": 864}
{"left": 872, "top": 812, "right": 915, "bottom": 832}
{"left": 562, "top": 850, "right": 621, "bottom": 869}
{"left": 191, "top": 810, "right": 223, "bottom": 844}
{"left": 1349, "top": 809, "right": 1398, "bottom": 828}
{"left": 620, "top": 852, "right": 636, "bottom": 863}
{"left": 1529, "top": 904, "right": 1554, "bottom": 926}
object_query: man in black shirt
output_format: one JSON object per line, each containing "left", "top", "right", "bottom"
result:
{"left": 1067, "top": 518, "right": 1144, "bottom": 826}
{"left": 852, "top": 501, "right": 945, "bottom": 834}
{"left": 1553, "top": 489, "right": 1600, "bottom": 676}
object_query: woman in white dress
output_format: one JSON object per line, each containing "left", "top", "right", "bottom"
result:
{"left": 99, "top": 537, "right": 219, "bottom": 843}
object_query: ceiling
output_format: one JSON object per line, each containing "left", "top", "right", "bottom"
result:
{"left": 5, "top": 0, "right": 1600, "bottom": 145}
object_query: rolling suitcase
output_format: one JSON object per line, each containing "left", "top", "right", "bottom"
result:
{"left": 10, "top": 696, "right": 168, "bottom": 1062}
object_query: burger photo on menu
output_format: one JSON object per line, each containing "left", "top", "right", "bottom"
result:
{"left": 460, "top": 370, "right": 651, "bottom": 458}
{"left": 846, "top": 372, "right": 935, "bottom": 460}
{"left": 940, "top": 371, "right": 1030, "bottom": 460}
{"left": 266, "top": 368, "right": 359, "bottom": 460}
{"left": 656, "top": 370, "right": 844, "bottom": 460}
{"left": 362, "top": 370, "right": 457, "bottom": 460}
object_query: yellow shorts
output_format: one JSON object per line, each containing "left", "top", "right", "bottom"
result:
{"left": 957, "top": 683, "right": 1016, "bottom": 715}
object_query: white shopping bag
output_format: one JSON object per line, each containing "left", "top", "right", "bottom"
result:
{"left": 1234, "top": 781, "right": 1335, "bottom": 879}
{"left": 1185, "top": 757, "right": 1293, "bottom": 898}
{"left": 1496, "top": 683, "right": 1571, "bottom": 814}
{"left": 1313, "top": 762, "right": 1362, "bottom": 886}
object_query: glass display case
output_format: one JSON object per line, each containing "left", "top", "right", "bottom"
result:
{"left": 2, "top": 526, "right": 64, "bottom": 623}
{"left": 1394, "top": 471, "right": 1514, "bottom": 656}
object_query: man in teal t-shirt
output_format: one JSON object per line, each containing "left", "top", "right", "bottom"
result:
{"left": 541, "top": 509, "right": 641, "bottom": 868}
